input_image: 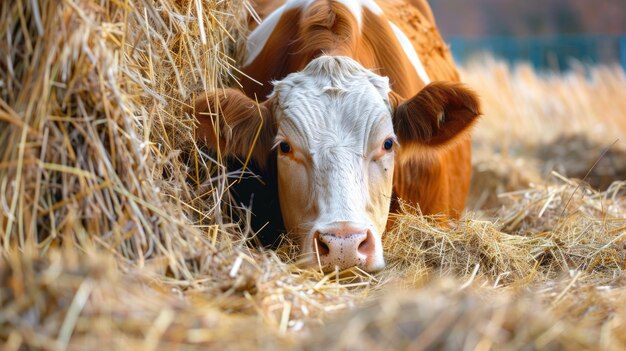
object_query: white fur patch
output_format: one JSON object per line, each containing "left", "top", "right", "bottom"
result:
{"left": 360, "top": 0, "right": 384, "bottom": 15}
{"left": 335, "top": 0, "right": 383, "bottom": 28}
{"left": 244, "top": 0, "right": 314, "bottom": 66}
{"left": 388, "top": 21, "right": 431, "bottom": 85}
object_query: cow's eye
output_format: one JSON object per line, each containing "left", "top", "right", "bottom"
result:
{"left": 383, "top": 138, "right": 394, "bottom": 151}
{"left": 279, "top": 141, "right": 292, "bottom": 154}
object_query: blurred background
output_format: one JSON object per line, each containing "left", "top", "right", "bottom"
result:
{"left": 430, "top": 0, "right": 626, "bottom": 71}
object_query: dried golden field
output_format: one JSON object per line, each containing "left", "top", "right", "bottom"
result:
{"left": 1, "top": 1, "right": 625, "bottom": 350}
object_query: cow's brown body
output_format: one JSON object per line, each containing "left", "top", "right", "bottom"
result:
{"left": 241, "top": 0, "right": 472, "bottom": 219}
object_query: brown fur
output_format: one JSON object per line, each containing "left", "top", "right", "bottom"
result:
{"left": 393, "top": 82, "right": 480, "bottom": 146}
{"left": 196, "top": 0, "right": 481, "bottom": 220}
{"left": 191, "top": 90, "right": 276, "bottom": 169}
{"left": 377, "top": 0, "right": 459, "bottom": 82}
{"left": 357, "top": 8, "right": 424, "bottom": 97}
{"left": 298, "top": 0, "right": 359, "bottom": 57}
{"left": 241, "top": 8, "right": 304, "bottom": 99}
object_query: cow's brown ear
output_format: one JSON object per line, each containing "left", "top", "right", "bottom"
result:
{"left": 190, "top": 89, "right": 276, "bottom": 169}
{"left": 393, "top": 82, "right": 481, "bottom": 146}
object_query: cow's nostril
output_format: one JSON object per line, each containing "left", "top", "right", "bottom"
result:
{"left": 357, "top": 232, "right": 374, "bottom": 256}
{"left": 313, "top": 233, "right": 330, "bottom": 256}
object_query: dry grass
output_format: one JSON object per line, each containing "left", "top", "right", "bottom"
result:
{"left": 1, "top": 1, "right": 625, "bottom": 350}
{"left": 466, "top": 57, "right": 626, "bottom": 146}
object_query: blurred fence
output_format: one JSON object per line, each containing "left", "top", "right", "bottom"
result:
{"left": 448, "top": 35, "right": 626, "bottom": 71}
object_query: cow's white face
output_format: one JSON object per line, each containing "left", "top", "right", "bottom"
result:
{"left": 270, "top": 56, "right": 394, "bottom": 271}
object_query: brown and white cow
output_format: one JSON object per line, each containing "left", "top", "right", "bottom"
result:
{"left": 192, "top": 0, "right": 481, "bottom": 272}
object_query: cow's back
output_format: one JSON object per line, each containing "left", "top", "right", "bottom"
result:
{"left": 377, "top": 0, "right": 458, "bottom": 83}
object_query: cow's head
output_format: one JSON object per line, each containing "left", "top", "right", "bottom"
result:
{"left": 193, "top": 56, "right": 480, "bottom": 272}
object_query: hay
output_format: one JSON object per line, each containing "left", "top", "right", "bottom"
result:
{"left": 385, "top": 176, "right": 625, "bottom": 285}
{"left": 1, "top": 0, "right": 625, "bottom": 349}
{"left": 0, "top": 249, "right": 295, "bottom": 350}
{"left": 0, "top": 0, "right": 252, "bottom": 273}
{"left": 305, "top": 278, "right": 626, "bottom": 350}
{"left": 465, "top": 57, "right": 626, "bottom": 147}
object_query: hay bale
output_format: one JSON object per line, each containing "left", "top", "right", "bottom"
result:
{"left": 0, "top": 0, "right": 248, "bottom": 275}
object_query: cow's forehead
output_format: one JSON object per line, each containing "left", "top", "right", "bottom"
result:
{"left": 271, "top": 56, "right": 392, "bottom": 143}
{"left": 273, "top": 56, "right": 390, "bottom": 98}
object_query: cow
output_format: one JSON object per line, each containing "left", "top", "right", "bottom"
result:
{"left": 191, "top": 0, "right": 481, "bottom": 272}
